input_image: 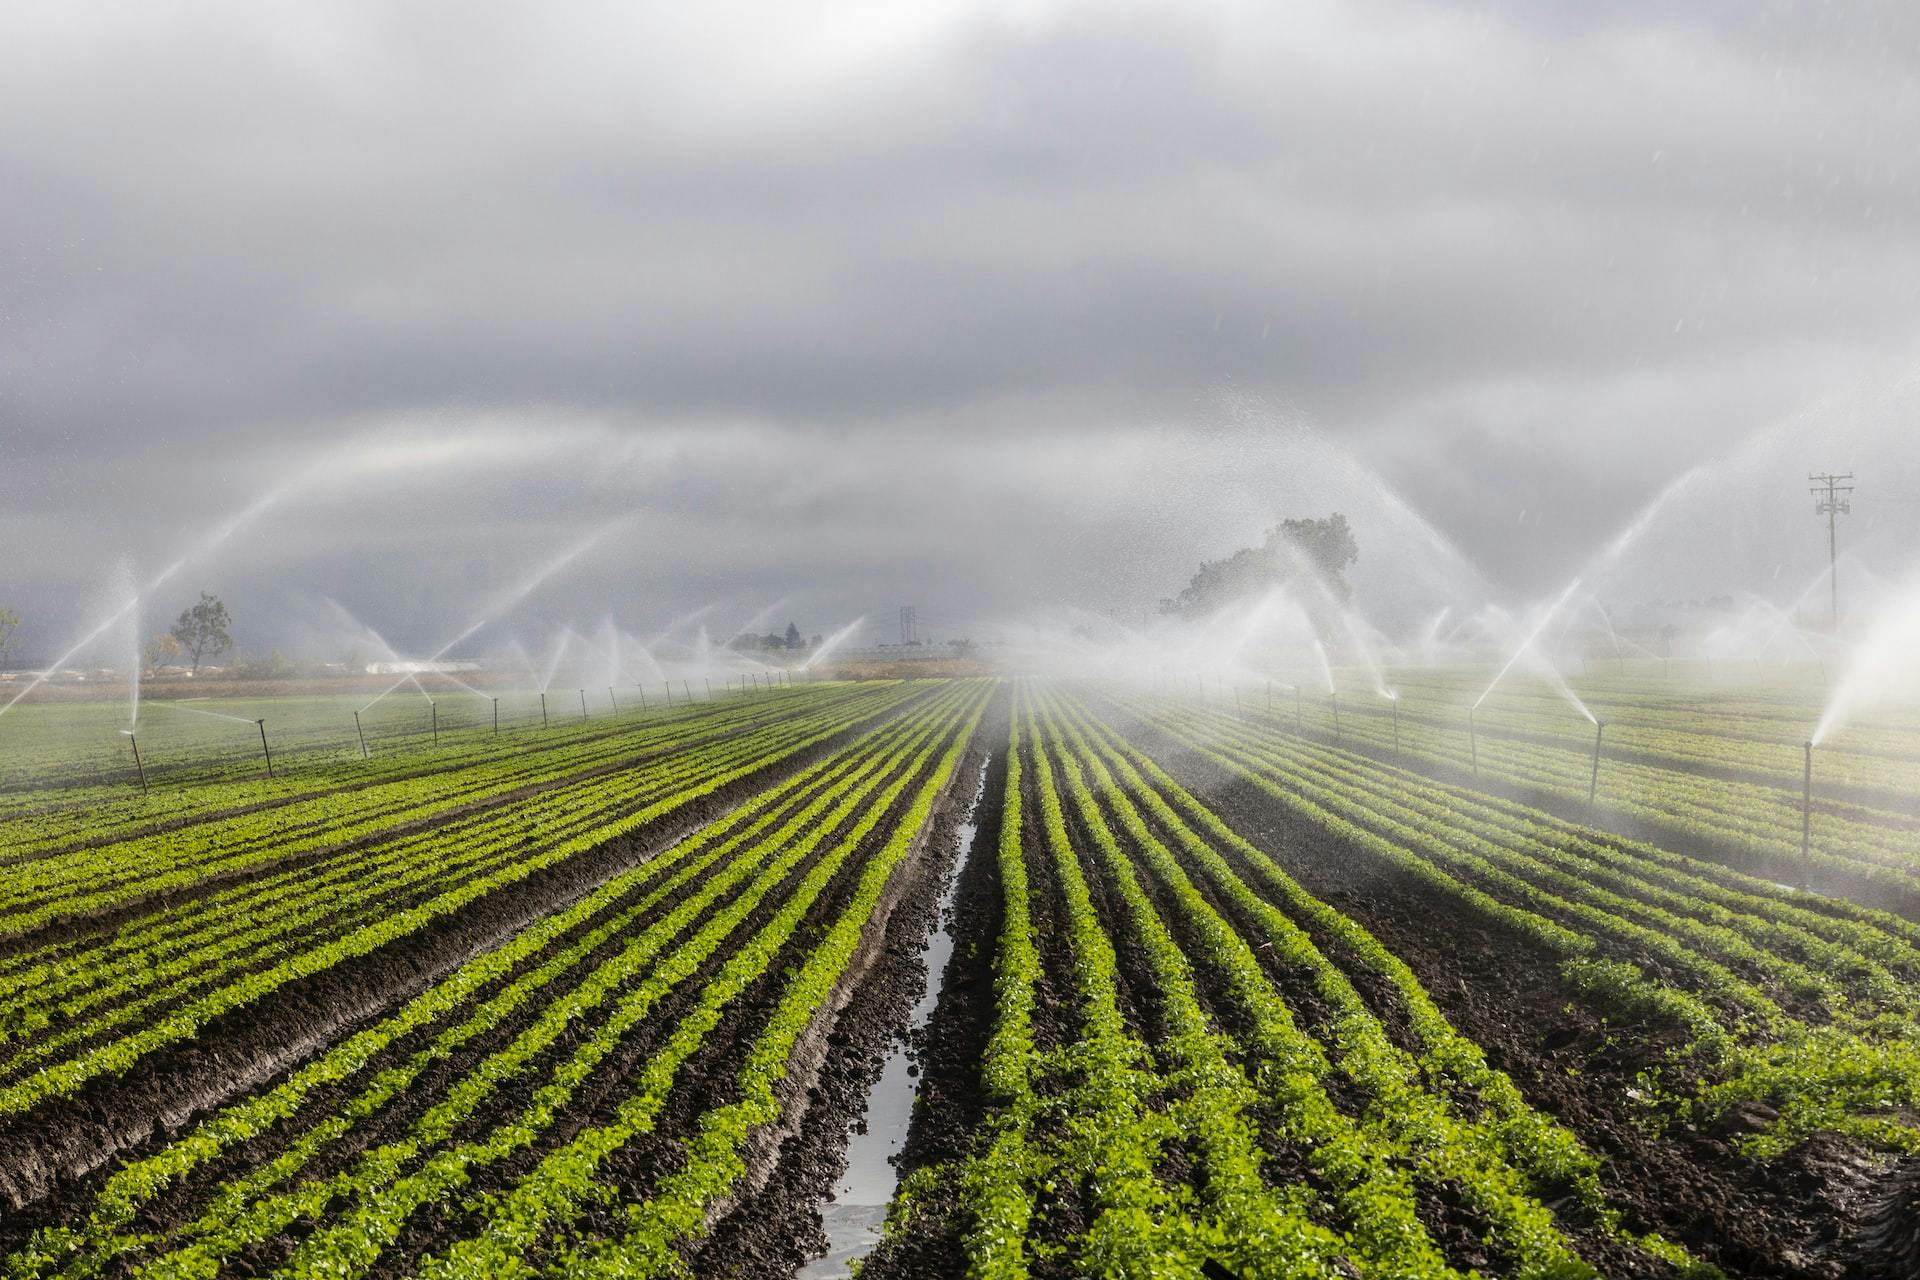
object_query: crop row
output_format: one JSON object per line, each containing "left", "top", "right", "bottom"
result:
{"left": 0, "top": 682, "right": 913, "bottom": 935}
{"left": 0, "top": 678, "right": 813, "bottom": 805}
{"left": 0, "top": 681, "right": 869, "bottom": 866}
{"left": 1240, "top": 688, "right": 1920, "bottom": 892}
{"left": 902, "top": 682, "right": 1701, "bottom": 1278}
{"left": 0, "top": 682, "right": 935, "bottom": 1118}
{"left": 4, "top": 679, "right": 989, "bottom": 1278}
{"left": 1391, "top": 668, "right": 1920, "bottom": 766}
{"left": 1127, "top": 692, "right": 1920, "bottom": 1160}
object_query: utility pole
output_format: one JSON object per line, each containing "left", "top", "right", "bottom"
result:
{"left": 1809, "top": 472, "right": 1854, "bottom": 628}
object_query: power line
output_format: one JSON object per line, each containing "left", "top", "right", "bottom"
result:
{"left": 1809, "top": 471, "right": 1854, "bottom": 627}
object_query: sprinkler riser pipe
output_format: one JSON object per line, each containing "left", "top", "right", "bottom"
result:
{"left": 129, "top": 733, "right": 148, "bottom": 795}
{"left": 579, "top": 689, "right": 588, "bottom": 721}
{"left": 1802, "top": 741, "right": 1813, "bottom": 884}
{"left": 257, "top": 720, "right": 274, "bottom": 779}
{"left": 492, "top": 698, "right": 499, "bottom": 735}
{"left": 431, "top": 702, "right": 438, "bottom": 748}
{"left": 354, "top": 710, "right": 369, "bottom": 759}
{"left": 540, "top": 692, "right": 548, "bottom": 727}
{"left": 1588, "top": 721, "right": 1604, "bottom": 805}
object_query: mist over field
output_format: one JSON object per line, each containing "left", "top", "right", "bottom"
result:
{"left": 4, "top": 1, "right": 1920, "bottom": 665}
{"left": 13, "top": 9, "right": 1920, "bottom": 1278}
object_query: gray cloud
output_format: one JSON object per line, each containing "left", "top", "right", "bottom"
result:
{"left": 3, "top": 0, "right": 1918, "bottom": 660}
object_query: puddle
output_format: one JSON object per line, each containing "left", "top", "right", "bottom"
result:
{"left": 798, "top": 752, "right": 992, "bottom": 1279}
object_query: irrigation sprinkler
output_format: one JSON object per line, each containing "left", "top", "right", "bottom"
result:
{"left": 1468, "top": 709, "right": 1479, "bottom": 778}
{"left": 1294, "top": 685, "right": 1303, "bottom": 731}
{"left": 1801, "top": 741, "right": 1814, "bottom": 886}
{"left": 1391, "top": 698, "right": 1400, "bottom": 756}
{"left": 705, "top": 678, "right": 712, "bottom": 701}
{"left": 492, "top": 698, "right": 499, "bottom": 735}
{"left": 1587, "top": 720, "right": 1604, "bottom": 805}
{"left": 608, "top": 686, "right": 617, "bottom": 713}
{"left": 540, "top": 692, "right": 549, "bottom": 728}
{"left": 579, "top": 689, "right": 588, "bottom": 721}
{"left": 636, "top": 684, "right": 647, "bottom": 710}
{"left": 1330, "top": 693, "right": 1341, "bottom": 743}
{"left": 1266, "top": 679, "right": 1273, "bottom": 711}
{"left": 353, "top": 710, "right": 369, "bottom": 759}
{"left": 431, "top": 701, "right": 439, "bottom": 748}
{"left": 123, "top": 731, "right": 148, "bottom": 795}
{"left": 255, "top": 719, "right": 274, "bottom": 779}
{"left": 663, "top": 681, "right": 673, "bottom": 706}
{"left": 683, "top": 680, "right": 693, "bottom": 703}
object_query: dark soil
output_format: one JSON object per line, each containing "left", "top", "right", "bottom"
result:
{"left": 692, "top": 729, "right": 995, "bottom": 1278}
{"left": 1292, "top": 716, "right": 1920, "bottom": 920}
{"left": 1172, "top": 745, "right": 1888, "bottom": 1280}
{"left": 0, "top": 687, "right": 934, "bottom": 1214}
{"left": 103, "top": 749, "right": 883, "bottom": 1275}
{"left": 0, "top": 685, "right": 903, "bottom": 958}
{"left": 857, "top": 724, "right": 1096, "bottom": 1280}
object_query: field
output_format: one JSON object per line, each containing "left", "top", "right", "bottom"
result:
{"left": 0, "top": 674, "right": 1916, "bottom": 1278}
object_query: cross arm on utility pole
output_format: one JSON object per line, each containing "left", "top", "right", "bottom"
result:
{"left": 1808, "top": 471, "right": 1854, "bottom": 628}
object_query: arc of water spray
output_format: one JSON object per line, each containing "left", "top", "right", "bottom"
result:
{"left": 645, "top": 602, "right": 719, "bottom": 649}
{"left": 1271, "top": 540, "right": 1394, "bottom": 700}
{"left": 726, "top": 596, "right": 792, "bottom": 648}
{"left": 3, "top": 481, "right": 302, "bottom": 718}
{"left": 1475, "top": 577, "right": 1596, "bottom": 724}
{"left": 800, "top": 617, "right": 865, "bottom": 671}
{"left": 357, "top": 518, "right": 635, "bottom": 717}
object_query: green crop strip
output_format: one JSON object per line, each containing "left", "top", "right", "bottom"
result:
{"left": 0, "top": 685, "right": 932, "bottom": 1118}
{"left": 0, "top": 683, "right": 916, "bottom": 935}
{"left": 3, "top": 685, "right": 971, "bottom": 1279}
{"left": 1129, "top": 692, "right": 1920, "bottom": 1161}
{"left": 130, "top": 687, "right": 981, "bottom": 1279}
{"left": 1050, "top": 688, "right": 1709, "bottom": 1276}
{"left": 0, "top": 697, "right": 889, "bottom": 1079}
{"left": 406, "top": 684, "right": 989, "bottom": 1280}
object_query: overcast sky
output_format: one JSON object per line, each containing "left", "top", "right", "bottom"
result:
{"left": 4, "top": 0, "right": 1919, "bottom": 660}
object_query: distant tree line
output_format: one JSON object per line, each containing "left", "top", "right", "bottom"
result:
{"left": 1161, "top": 513, "right": 1359, "bottom": 619}
{"left": 729, "top": 621, "right": 822, "bottom": 653}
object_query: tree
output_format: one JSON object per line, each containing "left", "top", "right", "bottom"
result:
{"left": 1160, "top": 513, "right": 1359, "bottom": 620}
{"left": 171, "top": 592, "right": 233, "bottom": 676}
{"left": 783, "top": 622, "right": 802, "bottom": 650}
{"left": 0, "top": 607, "right": 17, "bottom": 668}
{"left": 143, "top": 633, "right": 183, "bottom": 675}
